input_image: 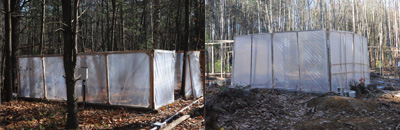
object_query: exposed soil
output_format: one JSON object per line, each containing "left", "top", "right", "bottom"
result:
{"left": 206, "top": 83, "right": 400, "bottom": 130}
{"left": 0, "top": 98, "right": 204, "bottom": 129}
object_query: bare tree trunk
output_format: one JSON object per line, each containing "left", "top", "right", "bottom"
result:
{"left": 257, "top": 0, "right": 261, "bottom": 33}
{"left": 385, "top": 0, "right": 392, "bottom": 66}
{"left": 352, "top": 0, "right": 356, "bottom": 32}
{"left": 307, "top": 0, "right": 311, "bottom": 30}
{"left": 3, "top": 0, "right": 12, "bottom": 102}
{"left": 320, "top": 0, "right": 323, "bottom": 29}
{"left": 180, "top": 0, "right": 189, "bottom": 98}
{"left": 269, "top": 0, "right": 273, "bottom": 32}
{"left": 111, "top": 0, "right": 116, "bottom": 51}
{"left": 153, "top": 0, "right": 160, "bottom": 49}
{"left": 39, "top": 0, "right": 46, "bottom": 55}
{"left": 220, "top": 0, "right": 224, "bottom": 39}
{"left": 62, "top": 0, "right": 79, "bottom": 128}
{"left": 120, "top": 1, "right": 125, "bottom": 51}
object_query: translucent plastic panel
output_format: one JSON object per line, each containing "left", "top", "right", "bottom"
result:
{"left": 175, "top": 53, "right": 184, "bottom": 90}
{"left": 354, "top": 35, "right": 362, "bottom": 64}
{"left": 330, "top": 32, "right": 341, "bottom": 65}
{"left": 108, "top": 53, "right": 150, "bottom": 108}
{"left": 188, "top": 51, "right": 203, "bottom": 98}
{"left": 184, "top": 52, "right": 203, "bottom": 98}
{"left": 251, "top": 34, "right": 273, "bottom": 88}
{"left": 298, "top": 31, "right": 330, "bottom": 93}
{"left": 232, "top": 35, "right": 252, "bottom": 86}
{"left": 331, "top": 75, "right": 341, "bottom": 93}
{"left": 329, "top": 32, "right": 342, "bottom": 92}
{"left": 341, "top": 33, "right": 348, "bottom": 89}
{"left": 184, "top": 57, "right": 192, "bottom": 97}
{"left": 154, "top": 50, "right": 175, "bottom": 109}
{"left": 273, "top": 32, "right": 299, "bottom": 91}
{"left": 18, "top": 57, "right": 44, "bottom": 98}
{"left": 345, "top": 33, "right": 354, "bottom": 84}
{"left": 44, "top": 57, "right": 66, "bottom": 100}
{"left": 75, "top": 54, "right": 108, "bottom": 103}
{"left": 355, "top": 73, "right": 362, "bottom": 83}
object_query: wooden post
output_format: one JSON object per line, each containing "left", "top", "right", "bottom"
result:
{"left": 221, "top": 43, "right": 223, "bottom": 78}
{"left": 42, "top": 57, "right": 47, "bottom": 99}
{"left": 271, "top": 34, "right": 275, "bottom": 88}
{"left": 105, "top": 54, "right": 110, "bottom": 104}
{"left": 296, "top": 32, "right": 302, "bottom": 91}
{"left": 149, "top": 51, "right": 155, "bottom": 109}
{"left": 211, "top": 45, "right": 214, "bottom": 74}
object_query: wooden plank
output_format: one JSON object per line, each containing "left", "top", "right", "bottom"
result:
{"left": 41, "top": 57, "right": 47, "bottom": 99}
{"left": 162, "top": 115, "right": 190, "bottom": 130}
{"left": 149, "top": 51, "right": 155, "bottom": 109}
{"left": 105, "top": 54, "right": 111, "bottom": 104}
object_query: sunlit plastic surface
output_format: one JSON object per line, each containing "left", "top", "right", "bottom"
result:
{"left": 154, "top": 50, "right": 175, "bottom": 109}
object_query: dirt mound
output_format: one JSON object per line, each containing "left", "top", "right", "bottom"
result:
{"left": 307, "top": 96, "right": 378, "bottom": 112}
{"left": 206, "top": 86, "right": 400, "bottom": 129}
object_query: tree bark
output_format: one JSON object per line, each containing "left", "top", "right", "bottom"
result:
{"left": 3, "top": 0, "right": 13, "bottom": 102}
{"left": 62, "top": 0, "right": 79, "bottom": 128}
{"left": 39, "top": 0, "right": 46, "bottom": 55}
{"left": 111, "top": 0, "right": 116, "bottom": 51}
{"left": 180, "top": 0, "right": 189, "bottom": 98}
{"left": 153, "top": 0, "right": 160, "bottom": 49}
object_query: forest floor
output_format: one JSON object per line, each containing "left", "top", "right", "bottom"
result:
{"left": 205, "top": 76, "right": 400, "bottom": 130}
{"left": 0, "top": 98, "right": 204, "bottom": 129}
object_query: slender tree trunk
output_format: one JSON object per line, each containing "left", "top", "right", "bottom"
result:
{"left": 180, "top": 0, "right": 189, "bottom": 98}
{"left": 153, "top": 0, "right": 160, "bottom": 49}
{"left": 352, "top": 0, "right": 356, "bottom": 32}
{"left": 39, "top": 0, "right": 46, "bottom": 55}
{"left": 62, "top": 0, "right": 79, "bottom": 128}
{"left": 3, "top": 0, "right": 12, "bottom": 102}
{"left": 120, "top": 1, "right": 125, "bottom": 51}
{"left": 385, "top": 0, "right": 392, "bottom": 66}
{"left": 111, "top": 0, "right": 116, "bottom": 51}
{"left": 175, "top": 0, "right": 181, "bottom": 50}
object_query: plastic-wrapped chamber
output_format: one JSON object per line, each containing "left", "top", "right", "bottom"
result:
{"left": 232, "top": 30, "right": 369, "bottom": 93}
{"left": 18, "top": 50, "right": 204, "bottom": 109}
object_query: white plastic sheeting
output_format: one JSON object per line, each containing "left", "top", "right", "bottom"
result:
{"left": 329, "top": 32, "right": 343, "bottom": 92}
{"left": 18, "top": 57, "right": 44, "bottom": 98}
{"left": 108, "top": 53, "right": 150, "bottom": 107}
{"left": 18, "top": 50, "right": 203, "bottom": 109}
{"left": 175, "top": 53, "right": 184, "bottom": 90}
{"left": 189, "top": 51, "right": 203, "bottom": 98}
{"left": 184, "top": 51, "right": 203, "bottom": 98}
{"left": 298, "top": 31, "right": 330, "bottom": 93}
{"left": 232, "top": 30, "right": 369, "bottom": 93}
{"left": 44, "top": 57, "right": 66, "bottom": 100}
{"left": 154, "top": 50, "right": 175, "bottom": 109}
{"left": 232, "top": 35, "right": 252, "bottom": 86}
{"left": 273, "top": 32, "right": 300, "bottom": 91}
{"left": 76, "top": 55, "right": 108, "bottom": 103}
{"left": 251, "top": 34, "right": 273, "bottom": 88}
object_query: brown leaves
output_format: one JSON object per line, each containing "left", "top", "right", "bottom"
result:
{"left": 1, "top": 99, "right": 204, "bottom": 129}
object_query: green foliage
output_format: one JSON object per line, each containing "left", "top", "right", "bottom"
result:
{"left": 214, "top": 59, "right": 232, "bottom": 72}
{"left": 376, "top": 60, "right": 382, "bottom": 68}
